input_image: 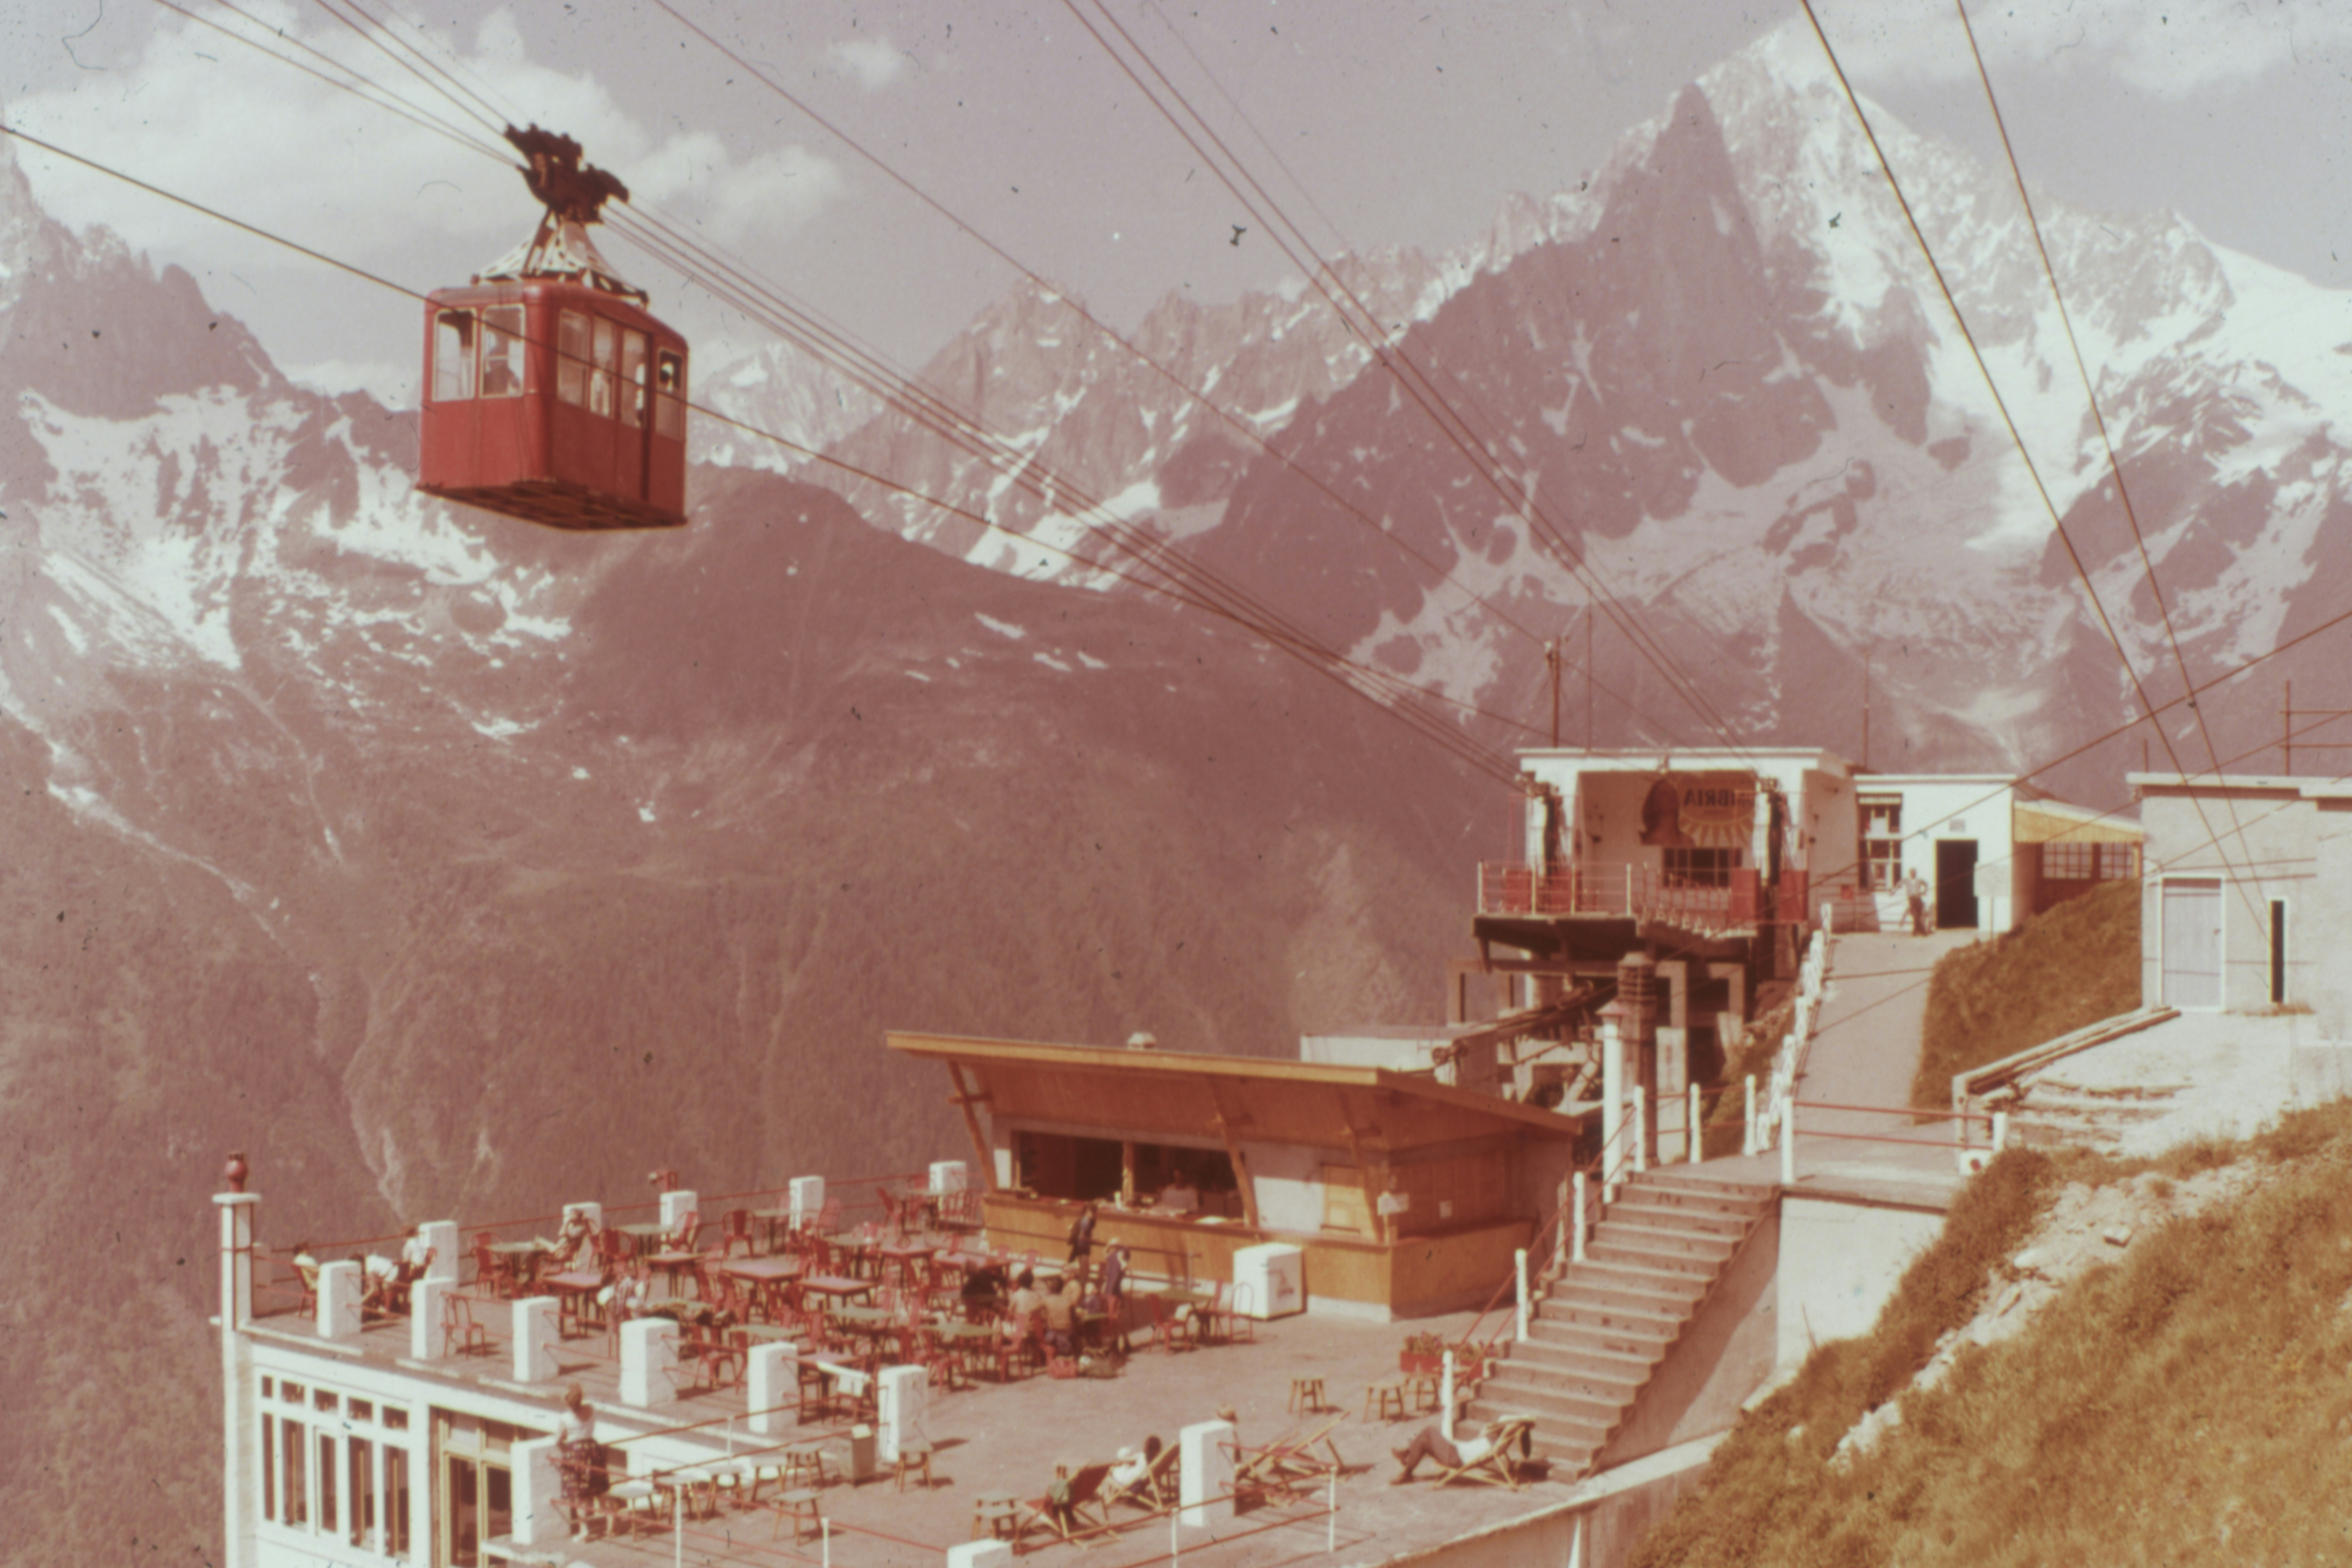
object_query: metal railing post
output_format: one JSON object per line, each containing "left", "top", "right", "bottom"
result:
{"left": 1744, "top": 1074, "right": 1758, "bottom": 1157}
{"left": 1992, "top": 1109, "right": 2009, "bottom": 1153}
{"left": 1633, "top": 1093, "right": 1648, "bottom": 1176}
{"left": 1440, "top": 1351, "right": 1457, "bottom": 1442}
{"left": 1779, "top": 1098, "right": 1796, "bottom": 1186}
{"left": 1572, "top": 1172, "right": 1587, "bottom": 1263}
{"left": 1688, "top": 1082, "right": 1702, "bottom": 1164}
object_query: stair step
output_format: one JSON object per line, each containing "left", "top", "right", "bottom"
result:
{"left": 1498, "top": 1336, "right": 1657, "bottom": 1380}
{"left": 1607, "top": 1197, "right": 1754, "bottom": 1239}
{"left": 1615, "top": 1182, "right": 1775, "bottom": 1223}
{"left": 1631, "top": 1171, "right": 1778, "bottom": 1207}
{"left": 1592, "top": 1220, "right": 1740, "bottom": 1261}
{"left": 1548, "top": 1264, "right": 1706, "bottom": 1311}
{"left": 1523, "top": 1320, "right": 1674, "bottom": 1364}
{"left": 1472, "top": 1377, "right": 1630, "bottom": 1427}
{"left": 1587, "top": 1238, "right": 1726, "bottom": 1278}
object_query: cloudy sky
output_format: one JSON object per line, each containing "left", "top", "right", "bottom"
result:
{"left": 3, "top": 0, "right": 2347, "bottom": 408}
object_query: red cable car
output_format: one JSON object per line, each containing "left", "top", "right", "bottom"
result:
{"left": 418, "top": 126, "right": 689, "bottom": 531}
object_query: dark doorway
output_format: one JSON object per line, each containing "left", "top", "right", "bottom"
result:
{"left": 1936, "top": 839, "right": 1980, "bottom": 928}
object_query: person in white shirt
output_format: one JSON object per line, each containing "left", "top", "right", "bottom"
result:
{"left": 397, "top": 1225, "right": 436, "bottom": 1284}
{"left": 1158, "top": 1173, "right": 1200, "bottom": 1215}
{"left": 1390, "top": 1418, "right": 1513, "bottom": 1483}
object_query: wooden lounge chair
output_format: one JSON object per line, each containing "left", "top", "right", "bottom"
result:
{"left": 1234, "top": 1415, "right": 1346, "bottom": 1503}
{"left": 1101, "top": 1444, "right": 1180, "bottom": 1513}
{"left": 1014, "top": 1462, "right": 1115, "bottom": 1549}
{"left": 1433, "top": 1415, "right": 1538, "bottom": 1492}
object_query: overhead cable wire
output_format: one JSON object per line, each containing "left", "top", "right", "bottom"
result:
{"left": 1949, "top": 0, "right": 2271, "bottom": 922}
{"left": 1061, "top": 0, "right": 1766, "bottom": 766}
{"left": 1795, "top": 0, "right": 2268, "bottom": 925}
{"left": 639, "top": 0, "right": 1574, "bottom": 668}
{"left": 0, "top": 113, "right": 1533, "bottom": 787}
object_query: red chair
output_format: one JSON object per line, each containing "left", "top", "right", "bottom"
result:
{"left": 470, "top": 1233, "right": 505, "bottom": 1298}
{"left": 719, "top": 1208, "right": 753, "bottom": 1259}
{"left": 1146, "top": 1295, "right": 1195, "bottom": 1353}
{"left": 443, "top": 1293, "right": 493, "bottom": 1358}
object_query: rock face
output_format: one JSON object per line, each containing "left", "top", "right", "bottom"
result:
{"left": 801, "top": 21, "right": 2352, "bottom": 799}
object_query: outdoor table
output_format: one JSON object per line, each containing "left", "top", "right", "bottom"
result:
{"left": 798, "top": 1274, "right": 874, "bottom": 1303}
{"left": 721, "top": 1258, "right": 802, "bottom": 1323}
{"left": 614, "top": 1222, "right": 667, "bottom": 1258}
{"left": 649, "top": 1249, "right": 701, "bottom": 1297}
{"left": 732, "top": 1321, "right": 796, "bottom": 1347}
{"left": 544, "top": 1269, "right": 604, "bottom": 1338}
{"left": 485, "top": 1241, "right": 541, "bottom": 1295}
{"left": 876, "top": 1240, "right": 933, "bottom": 1288}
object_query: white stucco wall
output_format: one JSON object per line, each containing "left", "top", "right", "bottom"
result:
{"left": 1776, "top": 1194, "right": 1947, "bottom": 1367}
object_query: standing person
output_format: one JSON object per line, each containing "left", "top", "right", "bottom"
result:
{"left": 396, "top": 1224, "right": 436, "bottom": 1286}
{"left": 1065, "top": 1202, "right": 1098, "bottom": 1291}
{"left": 557, "top": 1383, "right": 600, "bottom": 1539}
{"left": 1903, "top": 868, "right": 1929, "bottom": 938}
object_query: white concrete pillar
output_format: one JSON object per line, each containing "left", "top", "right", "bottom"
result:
{"left": 621, "top": 1317, "right": 680, "bottom": 1409}
{"left": 877, "top": 1364, "right": 927, "bottom": 1465}
{"left": 419, "top": 1221, "right": 460, "bottom": 1285}
{"left": 514, "top": 1296, "right": 560, "bottom": 1383}
{"left": 216, "top": 1190, "right": 260, "bottom": 1568}
{"left": 929, "top": 1160, "right": 969, "bottom": 1194}
{"left": 1689, "top": 1083, "right": 1702, "bottom": 1164}
{"left": 947, "top": 1542, "right": 1013, "bottom": 1568}
{"left": 318, "top": 1260, "right": 364, "bottom": 1341}
{"left": 1178, "top": 1418, "right": 1235, "bottom": 1526}
{"left": 1601, "top": 1017, "right": 1626, "bottom": 1195}
{"left": 660, "top": 1189, "right": 698, "bottom": 1231}
{"left": 747, "top": 1342, "right": 797, "bottom": 1436}
{"left": 511, "top": 1436, "right": 564, "bottom": 1546}
{"left": 790, "top": 1176, "right": 825, "bottom": 1228}
{"left": 1744, "top": 1075, "right": 1758, "bottom": 1157}
{"left": 1992, "top": 1110, "right": 2009, "bottom": 1152}
{"left": 1572, "top": 1173, "right": 1588, "bottom": 1264}
{"left": 1514, "top": 1251, "right": 1529, "bottom": 1343}
{"left": 411, "top": 1277, "right": 450, "bottom": 1361}
{"left": 1780, "top": 1101, "right": 1796, "bottom": 1186}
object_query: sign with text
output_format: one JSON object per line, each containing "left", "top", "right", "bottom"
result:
{"left": 1639, "top": 771, "right": 1757, "bottom": 849}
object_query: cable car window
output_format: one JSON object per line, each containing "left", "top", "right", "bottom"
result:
{"left": 480, "top": 305, "right": 525, "bottom": 398}
{"left": 556, "top": 310, "right": 589, "bottom": 406}
{"left": 654, "top": 350, "right": 685, "bottom": 440}
{"left": 618, "top": 330, "right": 647, "bottom": 428}
{"left": 432, "top": 311, "right": 476, "bottom": 402}
{"left": 589, "top": 317, "right": 617, "bottom": 418}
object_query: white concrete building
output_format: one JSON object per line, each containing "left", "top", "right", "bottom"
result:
{"left": 1854, "top": 776, "right": 2141, "bottom": 935}
{"left": 2133, "top": 772, "right": 2342, "bottom": 1026}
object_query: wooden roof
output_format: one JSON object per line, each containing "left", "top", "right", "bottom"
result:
{"left": 887, "top": 1032, "right": 1582, "bottom": 1156}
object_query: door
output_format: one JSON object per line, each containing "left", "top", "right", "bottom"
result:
{"left": 1935, "top": 839, "right": 1979, "bottom": 929}
{"left": 2163, "top": 878, "right": 2224, "bottom": 1009}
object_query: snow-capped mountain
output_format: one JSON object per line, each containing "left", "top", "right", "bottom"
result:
{"left": 781, "top": 20, "right": 2352, "bottom": 796}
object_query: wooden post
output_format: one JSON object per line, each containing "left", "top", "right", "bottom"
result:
{"left": 1207, "top": 1080, "right": 1262, "bottom": 1232}
{"left": 944, "top": 1063, "right": 997, "bottom": 1192}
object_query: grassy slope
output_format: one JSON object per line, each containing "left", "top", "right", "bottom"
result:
{"left": 1634, "top": 1102, "right": 2352, "bottom": 1567}
{"left": 1911, "top": 880, "right": 2141, "bottom": 1108}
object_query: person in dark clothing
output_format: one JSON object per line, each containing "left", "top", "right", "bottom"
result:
{"left": 1065, "top": 1202, "right": 1099, "bottom": 1290}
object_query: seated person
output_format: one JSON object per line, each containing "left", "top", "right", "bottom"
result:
{"left": 1389, "top": 1418, "right": 1520, "bottom": 1484}
{"left": 359, "top": 1252, "right": 400, "bottom": 1314}
{"left": 1157, "top": 1172, "right": 1200, "bottom": 1215}
{"left": 599, "top": 1256, "right": 651, "bottom": 1322}
{"left": 396, "top": 1224, "right": 436, "bottom": 1285}
{"left": 289, "top": 1241, "right": 322, "bottom": 1307}
{"left": 537, "top": 1209, "right": 600, "bottom": 1270}
{"left": 1040, "top": 1274, "right": 1079, "bottom": 1356}
{"left": 960, "top": 1262, "right": 1007, "bottom": 1317}
{"left": 1002, "top": 1269, "right": 1045, "bottom": 1344}
{"left": 1107, "top": 1435, "right": 1162, "bottom": 1495}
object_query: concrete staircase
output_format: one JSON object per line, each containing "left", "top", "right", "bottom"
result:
{"left": 1463, "top": 1168, "right": 1775, "bottom": 1477}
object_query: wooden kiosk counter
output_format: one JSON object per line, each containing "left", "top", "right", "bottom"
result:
{"left": 888, "top": 1032, "right": 1586, "bottom": 1319}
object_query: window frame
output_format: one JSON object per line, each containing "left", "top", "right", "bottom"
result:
{"left": 432, "top": 309, "right": 477, "bottom": 403}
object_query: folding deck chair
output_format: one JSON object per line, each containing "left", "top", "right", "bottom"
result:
{"left": 1433, "top": 1415, "right": 1538, "bottom": 1492}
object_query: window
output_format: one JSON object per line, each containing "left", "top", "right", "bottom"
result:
{"left": 619, "top": 329, "right": 647, "bottom": 428}
{"left": 2041, "top": 842, "right": 2140, "bottom": 882}
{"left": 314, "top": 1388, "right": 338, "bottom": 1413}
{"left": 349, "top": 1437, "right": 375, "bottom": 1549}
{"left": 556, "top": 310, "right": 590, "bottom": 406}
{"left": 589, "top": 317, "right": 618, "bottom": 417}
{"left": 384, "top": 1407, "right": 410, "bottom": 1432}
{"left": 432, "top": 310, "right": 476, "bottom": 402}
{"left": 1860, "top": 795, "right": 1902, "bottom": 890}
{"left": 386, "top": 1445, "right": 411, "bottom": 1557}
{"left": 318, "top": 1430, "right": 338, "bottom": 1536}
{"left": 349, "top": 1399, "right": 372, "bottom": 1422}
{"left": 261, "top": 1412, "right": 276, "bottom": 1522}
{"left": 281, "top": 1418, "right": 308, "bottom": 1526}
{"left": 480, "top": 305, "right": 525, "bottom": 397}
{"left": 1663, "top": 847, "right": 1741, "bottom": 888}
{"left": 655, "top": 349, "right": 685, "bottom": 438}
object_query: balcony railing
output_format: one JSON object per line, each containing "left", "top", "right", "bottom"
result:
{"left": 1475, "top": 862, "right": 1763, "bottom": 929}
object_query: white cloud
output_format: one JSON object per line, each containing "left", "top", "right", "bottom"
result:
{"left": 5, "top": 2, "right": 843, "bottom": 300}
{"left": 1814, "top": 0, "right": 2352, "bottom": 99}
{"left": 826, "top": 35, "right": 909, "bottom": 93}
